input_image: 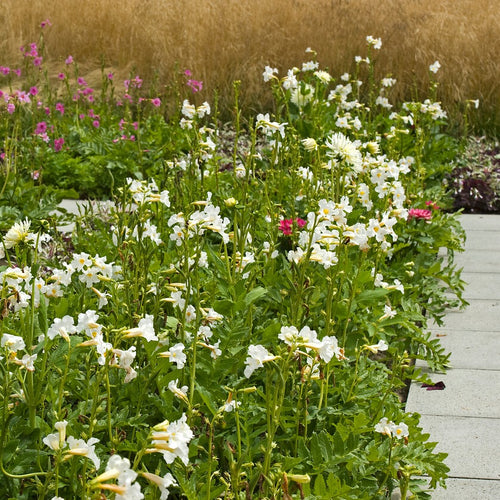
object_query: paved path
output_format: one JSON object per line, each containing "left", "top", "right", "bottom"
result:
{"left": 405, "top": 214, "right": 500, "bottom": 498}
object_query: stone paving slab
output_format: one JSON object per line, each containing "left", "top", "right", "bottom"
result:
{"left": 459, "top": 272, "right": 500, "bottom": 300}
{"left": 453, "top": 250, "right": 500, "bottom": 272}
{"left": 458, "top": 214, "right": 500, "bottom": 231}
{"left": 417, "top": 415, "right": 500, "bottom": 480}
{"left": 463, "top": 231, "right": 500, "bottom": 251}
{"left": 429, "top": 478, "right": 500, "bottom": 499}
{"left": 428, "top": 300, "right": 500, "bottom": 332}
{"left": 406, "top": 368, "right": 500, "bottom": 418}
{"left": 423, "top": 328, "right": 500, "bottom": 370}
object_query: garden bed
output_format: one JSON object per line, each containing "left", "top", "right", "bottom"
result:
{"left": 0, "top": 32, "right": 468, "bottom": 499}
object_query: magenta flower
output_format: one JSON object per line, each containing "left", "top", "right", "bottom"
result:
{"left": 13, "top": 69, "right": 21, "bottom": 77}
{"left": 425, "top": 200, "right": 440, "bottom": 210}
{"left": 58, "top": 73, "right": 65, "bottom": 80}
{"left": 107, "top": 72, "right": 113, "bottom": 80}
{"left": 29, "top": 86, "right": 39, "bottom": 96}
{"left": 92, "top": 120, "right": 100, "bottom": 128}
{"left": 65, "top": 55, "right": 73, "bottom": 65}
{"left": 54, "top": 138, "right": 65, "bottom": 152}
{"left": 35, "top": 122, "right": 47, "bottom": 135}
{"left": 77, "top": 77, "right": 87, "bottom": 87}
{"left": 33, "top": 57, "right": 43, "bottom": 67}
{"left": 279, "top": 218, "right": 306, "bottom": 236}
{"left": 184, "top": 69, "right": 192, "bottom": 77}
{"left": 40, "top": 19, "right": 52, "bottom": 28}
{"left": 408, "top": 209, "right": 432, "bottom": 221}
{"left": 7, "top": 103, "right": 15, "bottom": 114}
{"left": 55, "top": 102, "right": 65, "bottom": 115}
{"left": 187, "top": 79, "right": 203, "bottom": 93}
{"left": 0, "top": 66, "right": 10, "bottom": 75}
{"left": 151, "top": 97, "right": 161, "bottom": 107}
{"left": 44, "top": 107, "right": 51, "bottom": 116}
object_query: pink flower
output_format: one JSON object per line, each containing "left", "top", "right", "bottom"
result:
{"left": 151, "top": 97, "right": 161, "bottom": 107}
{"left": 184, "top": 69, "right": 192, "bottom": 77}
{"left": 296, "top": 218, "right": 306, "bottom": 228}
{"left": 107, "top": 72, "right": 113, "bottom": 80}
{"left": 92, "top": 120, "right": 100, "bottom": 128}
{"left": 40, "top": 19, "right": 52, "bottom": 28}
{"left": 58, "top": 73, "right": 65, "bottom": 80}
{"left": 29, "top": 86, "right": 39, "bottom": 96}
{"left": 408, "top": 209, "right": 432, "bottom": 221}
{"left": 77, "top": 77, "right": 87, "bottom": 87}
{"left": 33, "top": 57, "right": 43, "bottom": 67}
{"left": 54, "top": 138, "right": 65, "bottom": 152}
{"left": 55, "top": 102, "right": 65, "bottom": 115}
{"left": 79, "top": 113, "right": 86, "bottom": 120}
{"left": 44, "top": 107, "right": 51, "bottom": 115}
{"left": 13, "top": 69, "right": 21, "bottom": 77}
{"left": 32, "top": 170, "right": 40, "bottom": 180}
{"left": 0, "top": 66, "right": 10, "bottom": 75}
{"left": 65, "top": 55, "right": 73, "bottom": 65}
{"left": 7, "top": 103, "right": 15, "bottom": 114}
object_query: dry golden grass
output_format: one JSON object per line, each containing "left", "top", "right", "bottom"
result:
{"left": 1, "top": 0, "right": 499, "bottom": 133}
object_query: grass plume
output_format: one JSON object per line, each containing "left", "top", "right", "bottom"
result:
{"left": 1, "top": 0, "right": 499, "bottom": 134}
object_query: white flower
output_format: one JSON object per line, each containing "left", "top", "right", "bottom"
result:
{"left": 3, "top": 218, "right": 32, "bottom": 249}
{"left": 376, "top": 96, "right": 392, "bottom": 109}
{"left": 314, "top": 70, "right": 332, "bottom": 83}
{"left": 263, "top": 65, "right": 278, "bottom": 82}
{"left": 429, "top": 60, "right": 441, "bottom": 74}
{"left": 379, "top": 304, "right": 396, "bottom": 320}
{"left": 181, "top": 99, "right": 196, "bottom": 119}
{"left": 66, "top": 436, "right": 100, "bottom": 469}
{"left": 149, "top": 414, "right": 193, "bottom": 466}
{"left": 375, "top": 418, "right": 409, "bottom": 439}
{"left": 325, "top": 132, "right": 363, "bottom": 171}
{"left": 43, "top": 421, "right": 68, "bottom": 450}
{"left": 17, "top": 353, "right": 37, "bottom": 371}
{"left": 302, "top": 60, "right": 319, "bottom": 72}
{"left": 95, "top": 454, "right": 143, "bottom": 500}
{"left": 365, "top": 340, "right": 389, "bottom": 353}
{"left": 124, "top": 314, "right": 157, "bottom": 342}
{"left": 160, "top": 343, "right": 187, "bottom": 369}
{"left": 1, "top": 333, "right": 26, "bottom": 353}
{"left": 256, "top": 113, "right": 287, "bottom": 139}
{"left": 393, "top": 422, "right": 409, "bottom": 439}
{"left": 366, "top": 35, "right": 382, "bottom": 49}
{"left": 142, "top": 471, "right": 178, "bottom": 500}
{"left": 185, "top": 305, "right": 196, "bottom": 323}
{"left": 76, "top": 310, "right": 102, "bottom": 338}
{"left": 168, "top": 379, "right": 188, "bottom": 400}
{"left": 381, "top": 77, "right": 396, "bottom": 87}
{"left": 223, "top": 399, "right": 241, "bottom": 412}
{"left": 202, "top": 308, "right": 223, "bottom": 324}
{"left": 244, "top": 344, "right": 277, "bottom": 378}
{"left": 282, "top": 68, "right": 298, "bottom": 90}
{"left": 301, "top": 138, "right": 318, "bottom": 151}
